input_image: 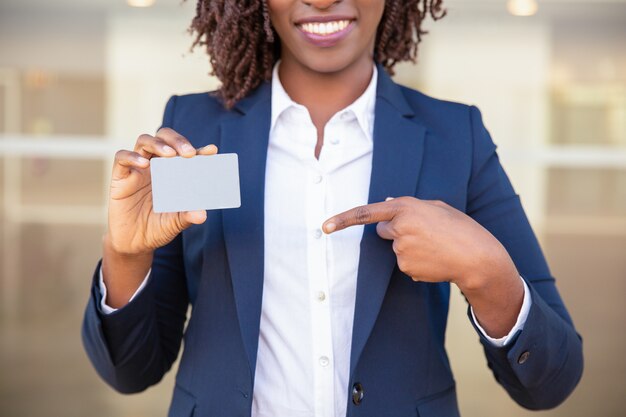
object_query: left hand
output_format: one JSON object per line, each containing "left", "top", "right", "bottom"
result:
{"left": 323, "top": 196, "right": 524, "bottom": 338}
{"left": 323, "top": 196, "right": 515, "bottom": 289}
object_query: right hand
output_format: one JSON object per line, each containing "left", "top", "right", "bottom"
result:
{"left": 107, "top": 127, "right": 218, "bottom": 256}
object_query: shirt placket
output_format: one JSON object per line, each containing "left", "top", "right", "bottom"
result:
{"left": 305, "top": 126, "right": 335, "bottom": 417}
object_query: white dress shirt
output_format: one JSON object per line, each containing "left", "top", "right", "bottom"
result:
{"left": 252, "top": 63, "right": 377, "bottom": 417}
{"left": 100, "top": 62, "right": 531, "bottom": 417}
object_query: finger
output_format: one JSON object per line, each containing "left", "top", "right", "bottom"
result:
{"left": 196, "top": 144, "right": 219, "bottom": 156}
{"left": 155, "top": 127, "right": 196, "bottom": 158}
{"left": 323, "top": 200, "right": 399, "bottom": 234}
{"left": 134, "top": 134, "right": 176, "bottom": 159}
{"left": 376, "top": 221, "right": 395, "bottom": 240}
{"left": 112, "top": 150, "right": 149, "bottom": 179}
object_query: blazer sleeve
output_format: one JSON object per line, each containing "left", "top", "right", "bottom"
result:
{"left": 81, "top": 96, "right": 189, "bottom": 394}
{"left": 465, "top": 105, "right": 583, "bottom": 410}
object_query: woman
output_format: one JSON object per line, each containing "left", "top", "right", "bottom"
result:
{"left": 82, "top": 1, "right": 583, "bottom": 416}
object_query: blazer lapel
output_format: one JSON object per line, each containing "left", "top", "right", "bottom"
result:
{"left": 220, "top": 83, "right": 272, "bottom": 376}
{"left": 350, "top": 68, "right": 427, "bottom": 374}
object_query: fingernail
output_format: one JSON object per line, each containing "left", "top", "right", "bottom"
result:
{"left": 203, "top": 144, "right": 217, "bottom": 151}
{"left": 385, "top": 197, "right": 394, "bottom": 201}
{"left": 183, "top": 144, "right": 195, "bottom": 152}
{"left": 324, "top": 222, "right": 336, "bottom": 234}
{"left": 137, "top": 157, "right": 149, "bottom": 164}
{"left": 163, "top": 145, "right": 175, "bottom": 153}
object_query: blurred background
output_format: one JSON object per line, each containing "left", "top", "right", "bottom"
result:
{"left": 0, "top": 0, "right": 624, "bottom": 416}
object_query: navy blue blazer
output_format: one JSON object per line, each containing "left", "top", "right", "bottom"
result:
{"left": 82, "top": 65, "right": 583, "bottom": 417}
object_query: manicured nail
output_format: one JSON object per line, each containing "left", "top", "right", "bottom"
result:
{"left": 324, "top": 222, "right": 336, "bottom": 234}
{"left": 163, "top": 145, "right": 175, "bottom": 154}
{"left": 137, "top": 157, "right": 149, "bottom": 164}
{"left": 183, "top": 144, "right": 195, "bottom": 152}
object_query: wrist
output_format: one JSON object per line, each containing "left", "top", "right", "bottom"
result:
{"left": 102, "top": 234, "right": 153, "bottom": 309}
{"left": 455, "top": 243, "right": 518, "bottom": 294}
{"left": 102, "top": 235, "right": 153, "bottom": 277}
{"left": 459, "top": 252, "right": 524, "bottom": 338}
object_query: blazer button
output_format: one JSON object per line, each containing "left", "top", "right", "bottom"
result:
{"left": 518, "top": 351, "right": 530, "bottom": 364}
{"left": 352, "top": 382, "right": 364, "bottom": 406}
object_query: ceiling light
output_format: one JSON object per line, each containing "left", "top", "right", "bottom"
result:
{"left": 127, "top": 0, "right": 156, "bottom": 7}
{"left": 507, "top": 0, "right": 538, "bottom": 17}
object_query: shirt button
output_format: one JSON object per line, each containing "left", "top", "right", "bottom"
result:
{"left": 319, "top": 356, "right": 330, "bottom": 367}
{"left": 313, "top": 175, "right": 323, "bottom": 184}
{"left": 317, "top": 291, "right": 326, "bottom": 301}
{"left": 329, "top": 137, "right": 340, "bottom": 145}
{"left": 313, "top": 229, "right": 323, "bottom": 239}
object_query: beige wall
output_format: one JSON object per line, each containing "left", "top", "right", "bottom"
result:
{"left": 105, "top": 12, "right": 220, "bottom": 145}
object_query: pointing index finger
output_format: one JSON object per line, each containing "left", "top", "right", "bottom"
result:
{"left": 323, "top": 200, "right": 399, "bottom": 233}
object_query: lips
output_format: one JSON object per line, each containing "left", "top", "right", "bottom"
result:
{"left": 295, "top": 16, "right": 356, "bottom": 48}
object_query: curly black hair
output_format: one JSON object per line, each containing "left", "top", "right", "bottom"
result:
{"left": 187, "top": 0, "right": 446, "bottom": 108}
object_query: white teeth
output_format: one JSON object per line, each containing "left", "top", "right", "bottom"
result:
{"left": 299, "top": 20, "right": 351, "bottom": 36}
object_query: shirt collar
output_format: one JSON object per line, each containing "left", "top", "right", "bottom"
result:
{"left": 270, "top": 61, "right": 378, "bottom": 141}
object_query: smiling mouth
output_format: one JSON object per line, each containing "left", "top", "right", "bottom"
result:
{"left": 297, "top": 20, "right": 353, "bottom": 36}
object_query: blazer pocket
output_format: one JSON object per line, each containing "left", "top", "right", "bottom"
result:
{"left": 168, "top": 384, "right": 196, "bottom": 417}
{"left": 416, "top": 386, "right": 460, "bottom": 417}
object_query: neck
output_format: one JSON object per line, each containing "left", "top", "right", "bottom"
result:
{"left": 278, "top": 56, "right": 374, "bottom": 129}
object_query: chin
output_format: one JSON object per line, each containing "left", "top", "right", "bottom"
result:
{"left": 298, "top": 51, "right": 369, "bottom": 75}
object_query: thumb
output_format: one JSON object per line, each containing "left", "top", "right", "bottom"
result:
{"left": 376, "top": 221, "right": 395, "bottom": 240}
{"left": 180, "top": 210, "right": 207, "bottom": 227}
